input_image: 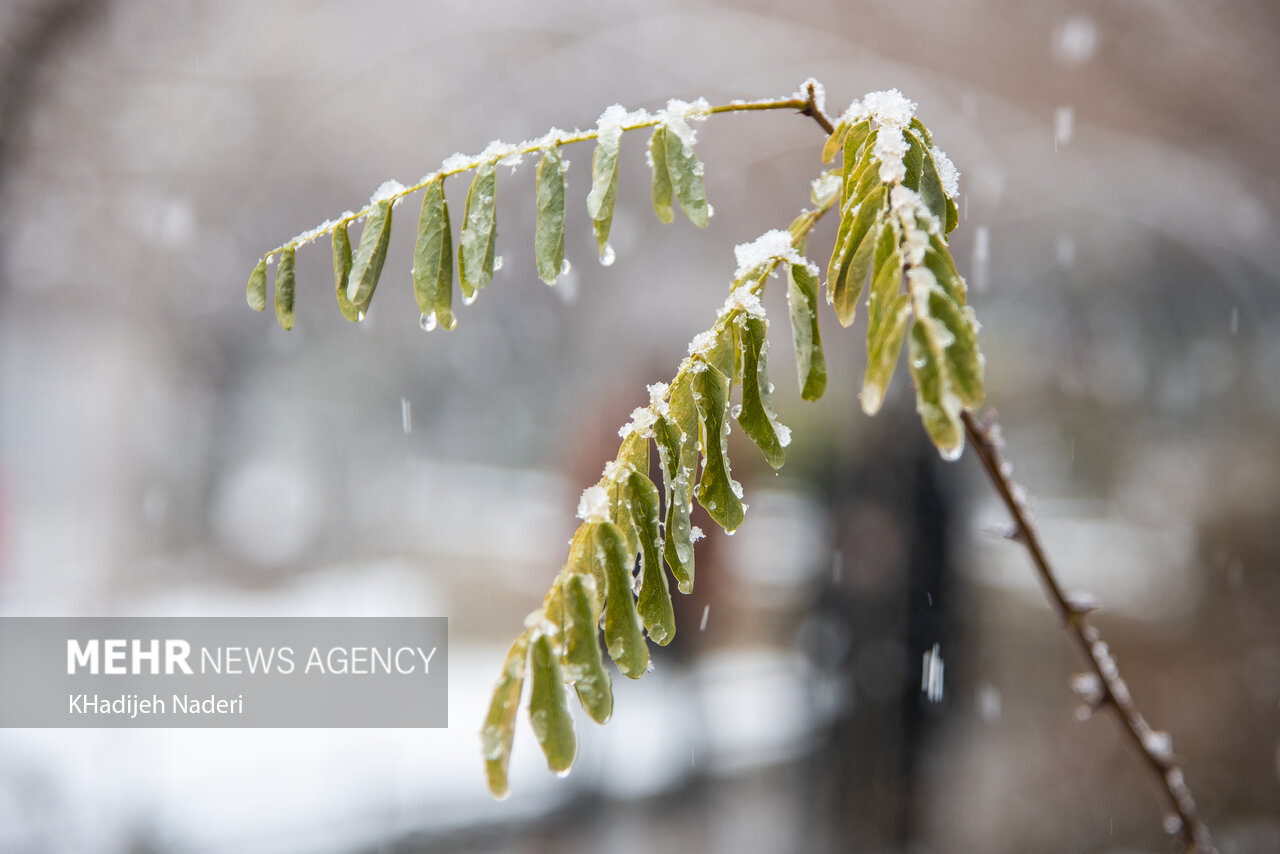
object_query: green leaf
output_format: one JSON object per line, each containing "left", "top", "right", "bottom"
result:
{"left": 528, "top": 632, "right": 576, "bottom": 774}
{"left": 481, "top": 634, "right": 528, "bottom": 798}
{"left": 347, "top": 200, "right": 393, "bottom": 312}
{"left": 841, "top": 120, "right": 872, "bottom": 206}
{"left": 664, "top": 123, "right": 710, "bottom": 227}
{"left": 867, "top": 233, "right": 904, "bottom": 335}
{"left": 830, "top": 185, "right": 886, "bottom": 327}
{"left": 863, "top": 292, "right": 909, "bottom": 416}
{"left": 919, "top": 146, "right": 950, "bottom": 228}
{"left": 907, "top": 318, "right": 964, "bottom": 459}
{"left": 654, "top": 413, "right": 694, "bottom": 595}
{"left": 903, "top": 130, "right": 925, "bottom": 192}
{"left": 630, "top": 470, "right": 674, "bottom": 645}
{"left": 648, "top": 126, "right": 674, "bottom": 224}
{"left": 786, "top": 256, "right": 826, "bottom": 402}
{"left": 736, "top": 315, "right": 786, "bottom": 469}
{"left": 821, "top": 120, "right": 849, "bottom": 164}
{"left": 595, "top": 520, "right": 649, "bottom": 678}
{"left": 246, "top": 258, "right": 267, "bottom": 311}
{"left": 922, "top": 238, "right": 969, "bottom": 308}
{"left": 693, "top": 364, "right": 744, "bottom": 532}
{"left": 561, "top": 573, "right": 612, "bottom": 724}
{"left": 332, "top": 223, "right": 361, "bottom": 322}
{"left": 587, "top": 132, "right": 620, "bottom": 258}
{"left": 926, "top": 287, "right": 985, "bottom": 409}
{"left": 908, "top": 116, "right": 934, "bottom": 148}
{"left": 945, "top": 195, "right": 959, "bottom": 235}
{"left": 535, "top": 145, "right": 566, "bottom": 284}
{"left": 707, "top": 322, "right": 737, "bottom": 381}
{"left": 459, "top": 160, "right": 498, "bottom": 298}
{"left": 273, "top": 246, "right": 296, "bottom": 331}
{"left": 413, "top": 177, "right": 456, "bottom": 331}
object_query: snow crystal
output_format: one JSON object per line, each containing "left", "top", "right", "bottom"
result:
{"left": 618, "top": 406, "right": 658, "bottom": 439}
{"left": 722, "top": 288, "right": 766, "bottom": 321}
{"left": 776, "top": 423, "right": 792, "bottom": 447}
{"left": 369, "top": 179, "right": 407, "bottom": 205}
{"left": 929, "top": 145, "right": 961, "bottom": 197}
{"left": 733, "top": 229, "right": 802, "bottom": 279}
{"left": 874, "top": 126, "right": 908, "bottom": 184}
{"left": 440, "top": 152, "right": 473, "bottom": 173}
{"left": 687, "top": 329, "right": 719, "bottom": 358}
{"left": 921, "top": 643, "right": 945, "bottom": 703}
{"left": 576, "top": 485, "right": 612, "bottom": 522}
{"left": 647, "top": 382, "right": 671, "bottom": 417}
{"left": 811, "top": 171, "right": 842, "bottom": 207}
{"left": 794, "top": 77, "right": 826, "bottom": 114}
{"left": 690, "top": 526, "right": 705, "bottom": 542}
{"left": 1143, "top": 729, "right": 1174, "bottom": 761}
{"left": 657, "top": 98, "right": 711, "bottom": 151}
{"left": 596, "top": 103, "right": 648, "bottom": 152}
{"left": 844, "top": 88, "right": 917, "bottom": 128}
{"left": 1070, "top": 671, "right": 1103, "bottom": 703}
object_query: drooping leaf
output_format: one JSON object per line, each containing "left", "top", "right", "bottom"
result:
{"left": 821, "top": 120, "right": 849, "bottom": 164}
{"left": 863, "top": 291, "right": 909, "bottom": 417}
{"left": 630, "top": 470, "right": 674, "bottom": 646}
{"left": 654, "top": 413, "right": 694, "bottom": 595}
{"left": 246, "top": 258, "right": 267, "bottom": 311}
{"left": 648, "top": 125, "right": 674, "bottom": 224}
{"left": 736, "top": 315, "right": 786, "bottom": 469}
{"left": 706, "top": 321, "right": 737, "bottom": 381}
{"left": 332, "top": 223, "right": 360, "bottom": 322}
{"left": 786, "top": 255, "right": 826, "bottom": 401}
{"left": 561, "top": 573, "right": 612, "bottom": 724}
{"left": 413, "top": 177, "right": 456, "bottom": 330}
{"left": 346, "top": 200, "right": 392, "bottom": 312}
{"left": 664, "top": 123, "right": 709, "bottom": 228}
{"left": 902, "top": 130, "right": 926, "bottom": 192}
{"left": 945, "top": 195, "right": 959, "bottom": 235}
{"left": 830, "top": 185, "right": 887, "bottom": 327}
{"left": 841, "top": 120, "right": 873, "bottom": 206}
{"left": 481, "top": 633, "right": 528, "bottom": 798}
{"left": 693, "top": 364, "right": 744, "bottom": 532}
{"left": 459, "top": 160, "right": 498, "bottom": 298}
{"left": 586, "top": 132, "right": 620, "bottom": 257}
{"left": 528, "top": 632, "right": 576, "bottom": 774}
{"left": 273, "top": 246, "right": 295, "bottom": 331}
{"left": 926, "top": 287, "right": 985, "bottom": 409}
{"left": 866, "top": 233, "right": 905, "bottom": 337}
{"left": 919, "top": 147, "right": 950, "bottom": 227}
{"left": 535, "top": 145, "right": 566, "bottom": 284}
{"left": 922, "top": 237, "right": 969, "bottom": 308}
{"left": 907, "top": 318, "right": 964, "bottom": 459}
{"left": 595, "top": 520, "right": 649, "bottom": 678}
{"left": 908, "top": 116, "right": 934, "bottom": 148}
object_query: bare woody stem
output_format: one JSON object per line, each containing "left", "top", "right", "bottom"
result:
{"left": 961, "top": 410, "right": 1216, "bottom": 854}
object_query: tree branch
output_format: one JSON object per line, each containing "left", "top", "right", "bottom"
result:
{"left": 961, "top": 410, "right": 1216, "bottom": 854}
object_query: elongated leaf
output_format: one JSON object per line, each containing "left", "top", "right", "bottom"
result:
{"left": 528, "top": 633, "right": 576, "bottom": 773}
{"left": 693, "top": 364, "right": 744, "bottom": 532}
{"left": 459, "top": 160, "right": 498, "bottom": 298}
{"left": 562, "top": 573, "right": 612, "bottom": 724}
{"left": 786, "top": 257, "right": 826, "bottom": 401}
{"left": 919, "top": 147, "right": 950, "bottom": 227}
{"left": 707, "top": 321, "right": 737, "bottom": 381}
{"left": 945, "top": 195, "right": 959, "bottom": 235}
{"left": 737, "top": 316, "right": 786, "bottom": 469}
{"left": 595, "top": 520, "right": 649, "bottom": 677}
{"left": 332, "top": 224, "right": 360, "bottom": 322}
{"left": 922, "top": 239, "right": 968, "bottom": 307}
{"left": 413, "top": 177, "right": 456, "bottom": 330}
{"left": 654, "top": 414, "right": 694, "bottom": 594}
{"left": 907, "top": 318, "right": 964, "bottom": 459}
{"left": 648, "top": 126, "right": 674, "bottom": 224}
{"left": 867, "top": 239, "right": 905, "bottom": 336}
{"left": 664, "top": 124, "right": 709, "bottom": 227}
{"left": 273, "top": 246, "right": 295, "bottom": 331}
{"left": 567, "top": 523, "right": 604, "bottom": 605}
{"left": 587, "top": 133, "right": 620, "bottom": 257}
{"left": 841, "top": 120, "right": 872, "bottom": 206}
{"left": 481, "top": 634, "right": 528, "bottom": 798}
{"left": 831, "top": 186, "right": 887, "bottom": 327}
{"left": 902, "top": 130, "right": 925, "bottom": 192}
{"left": 347, "top": 200, "right": 392, "bottom": 311}
{"left": 821, "top": 120, "right": 849, "bottom": 164}
{"left": 926, "top": 287, "right": 985, "bottom": 409}
{"left": 246, "top": 258, "right": 267, "bottom": 311}
{"left": 862, "top": 291, "right": 909, "bottom": 416}
{"left": 535, "top": 146, "right": 566, "bottom": 284}
{"left": 630, "top": 470, "right": 674, "bottom": 645}
{"left": 908, "top": 116, "right": 934, "bottom": 148}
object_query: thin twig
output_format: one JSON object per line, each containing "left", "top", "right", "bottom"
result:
{"left": 961, "top": 410, "right": 1216, "bottom": 854}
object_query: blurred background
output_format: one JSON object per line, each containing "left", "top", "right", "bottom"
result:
{"left": 1, "top": 1, "right": 1278, "bottom": 852}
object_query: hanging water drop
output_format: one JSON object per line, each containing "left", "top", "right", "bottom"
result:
{"left": 560, "top": 258, "right": 572, "bottom": 276}
{"left": 493, "top": 255, "right": 505, "bottom": 271}
{"left": 599, "top": 244, "right": 616, "bottom": 267}
{"left": 420, "top": 311, "right": 437, "bottom": 331}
